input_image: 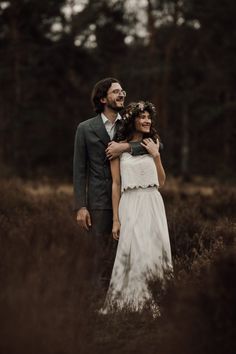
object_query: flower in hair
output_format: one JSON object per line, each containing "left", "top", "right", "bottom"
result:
{"left": 137, "top": 102, "right": 145, "bottom": 111}
{"left": 122, "top": 101, "right": 157, "bottom": 121}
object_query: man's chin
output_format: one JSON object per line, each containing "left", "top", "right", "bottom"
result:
{"left": 108, "top": 104, "right": 124, "bottom": 112}
{"left": 114, "top": 106, "right": 124, "bottom": 112}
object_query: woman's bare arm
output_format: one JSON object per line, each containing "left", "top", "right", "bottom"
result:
{"left": 110, "top": 158, "right": 121, "bottom": 239}
{"left": 153, "top": 154, "right": 166, "bottom": 187}
{"left": 141, "top": 138, "right": 166, "bottom": 187}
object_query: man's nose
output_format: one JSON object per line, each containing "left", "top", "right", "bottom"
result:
{"left": 119, "top": 90, "right": 125, "bottom": 97}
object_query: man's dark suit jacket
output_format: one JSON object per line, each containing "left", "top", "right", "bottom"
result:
{"left": 73, "top": 114, "right": 146, "bottom": 211}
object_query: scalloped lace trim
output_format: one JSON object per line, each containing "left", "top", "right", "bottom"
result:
{"left": 122, "top": 183, "right": 159, "bottom": 192}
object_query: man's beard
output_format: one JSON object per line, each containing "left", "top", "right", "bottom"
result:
{"left": 107, "top": 100, "right": 124, "bottom": 112}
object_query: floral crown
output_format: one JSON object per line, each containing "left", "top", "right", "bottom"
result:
{"left": 123, "top": 101, "right": 157, "bottom": 121}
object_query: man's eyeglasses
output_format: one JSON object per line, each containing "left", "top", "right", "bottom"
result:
{"left": 108, "top": 89, "right": 126, "bottom": 97}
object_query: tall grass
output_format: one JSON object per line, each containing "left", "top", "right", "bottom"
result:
{"left": 0, "top": 179, "right": 235, "bottom": 354}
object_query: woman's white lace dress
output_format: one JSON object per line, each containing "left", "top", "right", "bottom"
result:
{"left": 102, "top": 152, "right": 172, "bottom": 313}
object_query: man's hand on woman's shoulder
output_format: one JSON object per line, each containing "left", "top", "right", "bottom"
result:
{"left": 106, "top": 141, "right": 130, "bottom": 160}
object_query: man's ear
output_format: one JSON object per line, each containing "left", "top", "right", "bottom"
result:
{"left": 100, "top": 97, "right": 107, "bottom": 104}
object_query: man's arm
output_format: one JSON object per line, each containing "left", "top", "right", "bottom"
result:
{"left": 106, "top": 141, "right": 148, "bottom": 159}
{"left": 129, "top": 141, "right": 148, "bottom": 156}
{"left": 106, "top": 141, "right": 164, "bottom": 159}
{"left": 130, "top": 141, "right": 163, "bottom": 156}
{"left": 73, "top": 123, "right": 92, "bottom": 231}
{"left": 73, "top": 123, "right": 87, "bottom": 210}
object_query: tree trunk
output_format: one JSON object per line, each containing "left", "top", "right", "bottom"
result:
{"left": 223, "top": 91, "right": 232, "bottom": 170}
{"left": 9, "top": 2, "right": 22, "bottom": 166}
{"left": 181, "top": 101, "right": 190, "bottom": 180}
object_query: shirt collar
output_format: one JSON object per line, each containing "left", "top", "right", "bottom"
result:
{"left": 101, "top": 112, "right": 122, "bottom": 125}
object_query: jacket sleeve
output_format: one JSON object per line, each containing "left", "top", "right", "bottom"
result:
{"left": 129, "top": 142, "right": 148, "bottom": 156}
{"left": 130, "top": 141, "right": 164, "bottom": 156}
{"left": 73, "top": 123, "right": 88, "bottom": 211}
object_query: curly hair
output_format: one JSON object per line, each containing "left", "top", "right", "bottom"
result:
{"left": 91, "top": 77, "right": 120, "bottom": 113}
{"left": 115, "top": 101, "right": 160, "bottom": 142}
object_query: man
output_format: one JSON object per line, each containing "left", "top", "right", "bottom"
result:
{"left": 73, "top": 77, "right": 146, "bottom": 286}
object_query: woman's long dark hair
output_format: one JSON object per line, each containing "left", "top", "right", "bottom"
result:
{"left": 115, "top": 101, "right": 160, "bottom": 142}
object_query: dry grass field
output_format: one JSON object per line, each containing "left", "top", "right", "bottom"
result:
{"left": 0, "top": 178, "right": 235, "bottom": 354}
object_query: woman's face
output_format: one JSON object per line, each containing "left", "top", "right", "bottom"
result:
{"left": 134, "top": 111, "right": 151, "bottom": 134}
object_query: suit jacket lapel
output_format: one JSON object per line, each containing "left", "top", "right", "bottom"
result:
{"left": 89, "top": 114, "right": 110, "bottom": 146}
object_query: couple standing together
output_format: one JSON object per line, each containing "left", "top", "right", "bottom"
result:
{"left": 73, "top": 77, "right": 172, "bottom": 313}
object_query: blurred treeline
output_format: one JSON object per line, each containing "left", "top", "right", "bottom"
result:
{"left": 0, "top": 0, "right": 235, "bottom": 180}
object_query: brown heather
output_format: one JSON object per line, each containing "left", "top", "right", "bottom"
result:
{"left": 0, "top": 179, "right": 235, "bottom": 354}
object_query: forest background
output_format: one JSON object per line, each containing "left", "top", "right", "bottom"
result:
{"left": 0, "top": 0, "right": 235, "bottom": 180}
{"left": 0, "top": 1, "right": 236, "bottom": 354}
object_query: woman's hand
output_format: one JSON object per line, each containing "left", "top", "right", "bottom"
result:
{"left": 112, "top": 220, "right": 121, "bottom": 240}
{"left": 141, "top": 138, "right": 166, "bottom": 187}
{"left": 141, "top": 138, "right": 160, "bottom": 158}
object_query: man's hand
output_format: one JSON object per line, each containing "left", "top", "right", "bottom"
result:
{"left": 106, "top": 141, "right": 130, "bottom": 160}
{"left": 141, "top": 138, "right": 160, "bottom": 158}
{"left": 76, "top": 207, "right": 91, "bottom": 231}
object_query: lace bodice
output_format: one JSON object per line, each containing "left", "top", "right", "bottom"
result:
{"left": 120, "top": 153, "right": 159, "bottom": 192}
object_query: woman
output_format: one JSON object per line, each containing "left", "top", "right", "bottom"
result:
{"left": 101, "top": 101, "right": 172, "bottom": 314}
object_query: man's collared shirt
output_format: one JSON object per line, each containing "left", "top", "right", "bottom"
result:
{"left": 101, "top": 112, "right": 122, "bottom": 140}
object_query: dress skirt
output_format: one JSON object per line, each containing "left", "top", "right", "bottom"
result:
{"left": 102, "top": 186, "right": 172, "bottom": 312}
